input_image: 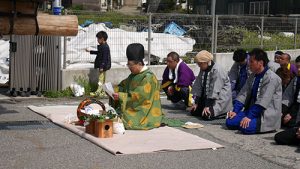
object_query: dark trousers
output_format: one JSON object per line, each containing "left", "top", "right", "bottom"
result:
{"left": 281, "top": 104, "right": 299, "bottom": 128}
{"left": 164, "top": 86, "right": 190, "bottom": 107}
{"left": 190, "top": 101, "right": 205, "bottom": 118}
{"left": 190, "top": 98, "right": 215, "bottom": 120}
{"left": 274, "top": 127, "right": 300, "bottom": 145}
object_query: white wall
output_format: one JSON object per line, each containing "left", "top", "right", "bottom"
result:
{"left": 61, "top": 64, "right": 200, "bottom": 89}
{"left": 215, "top": 49, "right": 300, "bottom": 72}
{"left": 61, "top": 49, "right": 300, "bottom": 89}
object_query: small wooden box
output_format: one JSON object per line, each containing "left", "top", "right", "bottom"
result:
{"left": 95, "top": 120, "right": 113, "bottom": 138}
{"left": 85, "top": 120, "right": 96, "bottom": 136}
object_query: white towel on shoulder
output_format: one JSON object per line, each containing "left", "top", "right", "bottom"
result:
{"left": 168, "top": 59, "right": 182, "bottom": 84}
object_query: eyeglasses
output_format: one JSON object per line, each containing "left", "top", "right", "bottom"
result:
{"left": 126, "top": 63, "right": 137, "bottom": 67}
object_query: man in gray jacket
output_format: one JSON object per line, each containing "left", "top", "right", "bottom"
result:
{"left": 191, "top": 50, "right": 232, "bottom": 120}
{"left": 226, "top": 48, "right": 282, "bottom": 134}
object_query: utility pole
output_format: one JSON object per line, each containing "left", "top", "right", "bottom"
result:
{"left": 187, "top": 0, "right": 190, "bottom": 14}
{"left": 211, "top": 0, "right": 216, "bottom": 16}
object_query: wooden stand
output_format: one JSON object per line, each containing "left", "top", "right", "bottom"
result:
{"left": 85, "top": 120, "right": 96, "bottom": 136}
{"left": 95, "top": 120, "right": 113, "bottom": 138}
{"left": 0, "top": 13, "right": 78, "bottom": 36}
{"left": 0, "top": 0, "right": 78, "bottom": 36}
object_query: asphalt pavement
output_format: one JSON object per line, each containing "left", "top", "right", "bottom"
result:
{"left": 0, "top": 88, "right": 299, "bottom": 169}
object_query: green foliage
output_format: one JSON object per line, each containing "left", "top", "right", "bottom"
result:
{"left": 82, "top": 110, "right": 117, "bottom": 124}
{"left": 157, "top": 0, "right": 177, "bottom": 12}
{"left": 43, "top": 87, "right": 73, "bottom": 98}
{"left": 76, "top": 11, "right": 147, "bottom": 27}
{"left": 43, "top": 90, "right": 60, "bottom": 98}
{"left": 217, "top": 27, "right": 244, "bottom": 52}
{"left": 73, "top": 75, "right": 98, "bottom": 95}
{"left": 180, "top": 56, "right": 192, "bottom": 64}
{"left": 217, "top": 27, "right": 300, "bottom": 52}
{"left": 104, "top": 109, "right": 117, "bottom": 120}
{"left": 241, "top": 30, "right": 299, "bottom": 51}
{"left": 44, "top": 75, "right": 98, "bottom": 98}
{"left": 68, "top": 4, "right": 84, "bottom": 10}
{"left": 239, "top": 28, "right": 261, "bottom": 51}
{"left": 95, "top": 110, "right": 117, "bottom": 122}
{"left": 176, "top": 8, "right": 188, "bottom": 14}
{"left": 61, "top": 87, "right": 73, "bottom": 96}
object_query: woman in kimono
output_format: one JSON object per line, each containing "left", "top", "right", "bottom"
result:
{"left": 191, "top": 50, "right": 232, "bottom": 120}
{"left": 226, "top": 48, "right": 282, "bottom": 134}
{"left": 112, "top": 43, "right": 163, "bottom": 130}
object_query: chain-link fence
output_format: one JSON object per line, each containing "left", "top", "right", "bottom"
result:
{"left": 63, "top": 11, "right": 300, "bottom": 67}
{"left": 150, "top": 13, "right": 213, "bottom": 62}
{"left": 216, "top": 15, "right": 300, "bottom": 53}
{"left": 64, "top": 10, "right": 148, "bottom": 66}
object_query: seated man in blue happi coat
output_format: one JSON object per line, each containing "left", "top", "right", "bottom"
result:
{"left": 228, "top": 49, "right": 251, "bottom": 100}
{"left": 226, "top": 48, "right": 282, "bottom": 134}
{"left": 162, "top": 52, "right": 195, "bottom": 107}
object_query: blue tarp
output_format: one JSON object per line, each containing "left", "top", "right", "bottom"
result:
{"left": 81, "top": 20, "right": 113, "bottom": 29}
{"left": 164, "top": 22, "right": 186, "bottom": 36}
{"left": 80, "top": 20, "right": 94, "bottom": 27}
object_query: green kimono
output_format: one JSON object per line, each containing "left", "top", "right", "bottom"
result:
{"left": 116, "top": 68, "right": 163, "bottom": 130}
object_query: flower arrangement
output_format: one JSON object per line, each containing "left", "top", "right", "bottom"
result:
{"left": 80, "top": 104, "right": 118, "bottom": 126}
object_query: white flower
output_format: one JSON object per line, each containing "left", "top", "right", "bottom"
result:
{"left": 104, "top": 103, "right": 117, "bottom": 114}
{"left": 83, "top": 121, "right": 90, "bottom": 127}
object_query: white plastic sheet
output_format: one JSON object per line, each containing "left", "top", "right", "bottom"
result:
{"left": 64, "top": 23, "right": 196, "bottom": 63}
{"left": 0, "top": 39, "right": 9, "bottom": 84}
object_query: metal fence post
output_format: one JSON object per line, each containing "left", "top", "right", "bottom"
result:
{"left": 63, "top": 37, "right": 67, "bottom": 69}
{"left": 211, "top": 15, "right": 215, "bottom": 54}
{"left": 295, "top": 18, "right": 298, "bottom": 49}
{"left": 261, "top": 17, "right": 264, "bottom": 49}
{"left": 9, "top": 34, "right": 13, "bottom": 90}
{"left": 211, "top": 0, "right": 216, "bottom": 54}
{"left": 214, "top": 15, "right": 218, "bottom": 53}
{"left": 63, "top": 10, "right": 67, "bottom": 69}
{"left": 147, "top": 13, "right": 152, "bottom": 65}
